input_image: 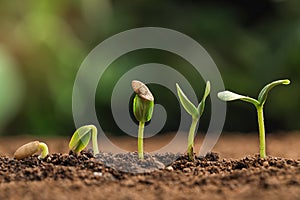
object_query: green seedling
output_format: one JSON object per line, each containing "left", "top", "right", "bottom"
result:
{"left": 14, "top": 141, "right": 49, "bottom": 160}
{"left": 132, "top": 80, "right": 154, "bottom": 160}
{"left": 176, "top": 81, "right": 210, "bottom": 161}
{"left": 217, "top": 79, "right": 290, "bottom": 158}
{"left": 69, "top": 125, "right": 99, "bottom": 156}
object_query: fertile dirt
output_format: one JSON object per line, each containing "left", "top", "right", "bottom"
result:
{"left": 0, "top": 132, "right": 299, "bottom": 200}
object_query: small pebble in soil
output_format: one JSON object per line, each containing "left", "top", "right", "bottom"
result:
{"left": 93, "top": 172, "right": 103, "bottom": 177}
{"left": 183, "top": 168, "right": 192, "bottom": 173}
{"left": 165, "top": 166, "right": 174, "bottom": 171}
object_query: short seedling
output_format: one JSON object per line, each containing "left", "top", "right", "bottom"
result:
{"left": 14, "top": 141, "right": 49, "bottom": 160}
{"left": 176, "top": 81, "right": 210, "bottom": 161}
{"left": 69, "top": 125, "right": 99, "bottom": 156}
{"left": 217, "top": 79, "right": 290, "bottom": 158}
{"left": 132, "top": 80, "right": 154, "bottom": 160}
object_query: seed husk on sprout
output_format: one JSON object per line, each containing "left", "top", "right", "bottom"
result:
{"left": 132, "top": 80, "right": 154, "bottom": 102}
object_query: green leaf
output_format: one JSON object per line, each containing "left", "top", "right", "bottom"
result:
{"left": 69, "top": 125, "right": 92, "bottom": 153}
{"left": 218, "top": 91, "right": 259, "bottom": 106}
{"left": 197, "top": 81, "right": 211, "bottom": 116}
{"left": 257, "top": 79, "right": 290, "bottom": 106}
{"left": 176, "top": 83, "right": 198, "bottom": 118}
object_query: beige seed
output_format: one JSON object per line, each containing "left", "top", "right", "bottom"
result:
{"left": 14, "top": 141, "right": 40, "bottom": 160}
{"left": 131, "top": 80, "right": 154, "bottom": 101}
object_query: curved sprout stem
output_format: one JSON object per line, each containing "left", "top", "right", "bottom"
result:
{"left": 38, "top": 142, "right": 49, "bottom": 159}
{"left": 90, "top": 125, "right": 99, "bottom": 155}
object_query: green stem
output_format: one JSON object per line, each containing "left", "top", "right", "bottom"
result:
{"left": 256, "top": 106, "right": 266, "bottom": 158}
{"left": 187, "top": 117, "right": 199, "bottom": 161}
{"left": 138, "top": 121, "right": 145, "bottom": 160}
{"left": 91, "top": 125, "right": 99, "bottom": 156}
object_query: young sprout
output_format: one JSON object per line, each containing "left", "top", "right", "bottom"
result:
{"left": 69, "top": 125, "right": 99, "bottom": 156}
{"left": 14, "top": 141, "right": 49, "bottom": 160}
{"left": 176, "top": 81, "right": 210, "bottom": 161}
{"left": 132, "top": 80, "right": 154, "bottom": 160}
{"left": 218, "top": 79, "right": 290, "bottom": 158}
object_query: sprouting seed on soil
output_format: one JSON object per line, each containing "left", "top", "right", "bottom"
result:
{"left": 69, "top": 125, "right": 99, "bottom": 156}
{"left": 132, "top": 80, "right": 154, "bottom": 160}
{"left": 14, "top": 141, "right": 49, "bottom": 160}
{"left": 217, "top": 79, "right": 290, "bottom": 158}
{"left": 176, "top": 81, "right": 210, "bottom": 161}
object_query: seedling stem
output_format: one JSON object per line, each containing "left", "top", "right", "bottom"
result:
{"left": 187, "top": 117, "right": 198, "bottom": 160}
{"left": 256, "top": 105, "right": 266, "bottom": 158}
{"left": 91, "top": 125, "right": 99, "bottom": 155}
{"left": 138, "top": 121, "right": 145, "bottom": 160}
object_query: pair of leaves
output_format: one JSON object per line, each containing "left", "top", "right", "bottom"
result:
{"left": 217, "top": 79, "right": 290, "bottom": 107}
{"left": 69, "top": 125, "right": 98, "bottom": 154}
{"left": 176, "top": 81, "right": 211, "bottom": 119}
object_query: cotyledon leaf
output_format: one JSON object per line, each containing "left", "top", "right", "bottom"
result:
{"left": 197, "top": 81, "right": 211, "bottom": 116}
{"left": 69, "top": 125, "right": 92, "bottom": 152}
{"left": 176, "top": 83, "right": 198, "bottom": 118}
{"left": 257, "top": 79, "right": 290, "bottom": 106}
{"left": 218, "top": 90, "right": 259, "bottom": 106}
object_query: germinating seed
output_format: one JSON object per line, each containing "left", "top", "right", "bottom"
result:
{"left": 14, "top": 141, "right": 40, "bottom": 160}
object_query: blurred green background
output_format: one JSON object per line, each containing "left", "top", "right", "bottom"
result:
{"left": 0, "top": 0, "right": 299, "bottom": 136}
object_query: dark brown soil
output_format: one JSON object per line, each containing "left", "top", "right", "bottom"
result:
{"left": 0, "top": 133, "right": 299, "bottom": 200}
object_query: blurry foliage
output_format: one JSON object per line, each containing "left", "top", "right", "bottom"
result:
{"left": 0, "top": 0, "right": 299, "bottom": 135}
{"left": 0, "top": 47, "right": 24, "bottom": 132}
